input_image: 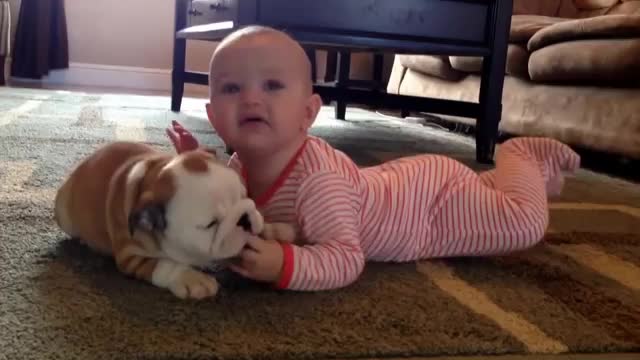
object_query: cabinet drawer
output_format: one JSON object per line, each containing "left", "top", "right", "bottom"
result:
{"left": 257, "top": 0, "right": 491, "bottom": 44}
{"left": 187, "top": 0, "right": 238, "bottom": 27}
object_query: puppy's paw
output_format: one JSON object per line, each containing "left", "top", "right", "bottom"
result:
{"left": 261, "top": 222, "right": 298, "bottom": 243}
{"left": 152, "top": 260, "right": 219, "bottom": 300}
{"left": 247, "top": 208, "right": 264, "bottom": 235}
{"left": 169, "top": 267, "right": 219, "bottom": 300}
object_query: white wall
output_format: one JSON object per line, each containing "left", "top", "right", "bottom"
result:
{"left": 8, "top": 0, "right": 20, "bottom": 49}
{"left": 64, "top": 0, "right": 215, "bottom": 72}
{"left": 63, "top": 0, "right": 380, "bottom": 77}
{"left": 8, "top": 0, "right": 389, "bottom": 92}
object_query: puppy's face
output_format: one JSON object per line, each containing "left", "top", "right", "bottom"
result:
{"left": 127, "top": 150, "right": 262, "bottom": 267}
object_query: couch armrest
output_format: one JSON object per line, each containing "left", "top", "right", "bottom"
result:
{"left": 510, "top": 15, "right": 570, "bottom": 43}
{"left": 528, "top": 14, "right": 640, "bottom": 51}
{"left": 386, "top": 57, "right": 406, "bottom": 95}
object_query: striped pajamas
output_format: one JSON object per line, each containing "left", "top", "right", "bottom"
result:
{"left": 229, "top": 135, "right": 580, "bottom": 291}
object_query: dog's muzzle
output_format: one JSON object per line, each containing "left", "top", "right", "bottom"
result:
{"left": 210, "top": 198, "right": 264, "bottom": 257}
{"left": 237, "top": 213, "right": 251, "bottom": 232}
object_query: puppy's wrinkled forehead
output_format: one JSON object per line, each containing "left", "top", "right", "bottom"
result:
{"left": 180, "top": 150, "right": 217, "bottom": 174}
{"left": 166, "top": 150, "right": 247, "bottom": 201}
{"left": 130, "top": 151, "right": 219, "bottom": 207}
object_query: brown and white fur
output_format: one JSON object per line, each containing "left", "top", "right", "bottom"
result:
{"left": 54, "top": 141, "right": 296, "bottom": 299}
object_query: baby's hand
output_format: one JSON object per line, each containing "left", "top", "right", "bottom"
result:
{"left": 166, "top": 120, "right": 200, "bottom": 153}
{"left": 229, "top": 235, "right": 284, "bottom": 283}
{"left": 261, "top": 222, "right": 298, "bottom": 244}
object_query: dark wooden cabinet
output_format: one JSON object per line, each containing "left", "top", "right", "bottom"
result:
{"left": 256, "top": 0, "right": 490, "bottom": 45}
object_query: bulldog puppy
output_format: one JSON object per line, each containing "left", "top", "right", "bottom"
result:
{"left": 54, "top": 141, "right": 297, "bottom": 299}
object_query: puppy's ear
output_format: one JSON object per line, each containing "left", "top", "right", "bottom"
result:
{"left": 128, "top": 203, "right": 167, "bottom": 236}
{"left": 122, "top": 158, "right": 170, "bottom": 237}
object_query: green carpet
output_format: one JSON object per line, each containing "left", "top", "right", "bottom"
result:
{"left": 1, "top": 87, "right": 639, "bottom": 359}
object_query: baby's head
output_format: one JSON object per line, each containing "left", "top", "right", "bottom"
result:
{"left": 205, "top": 26, "right": 322, "bottom": 155}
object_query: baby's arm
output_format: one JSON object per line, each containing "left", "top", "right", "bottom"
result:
{"left": 275, "top": 171, "right": 365, "bottom": 291}
{"left": 166, "top": 120, "right": 200, "bottom": 153}
{"left": 165, "top": 120, "right": 219, "bottom": 156}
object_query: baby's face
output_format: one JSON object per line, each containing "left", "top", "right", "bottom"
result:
{"left": 207, "top": 33, "right": 318, "bottom": 154}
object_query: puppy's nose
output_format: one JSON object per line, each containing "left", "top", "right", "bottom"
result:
{"left": 237, "top": 213, "right": 251, "bottom": 231}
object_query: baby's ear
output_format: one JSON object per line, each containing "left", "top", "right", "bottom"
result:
{"left": 205, "top": 103, "right": 219, "bottom": 130}
{"left": 302, "top": 93, "right": 322, "bottom": 130}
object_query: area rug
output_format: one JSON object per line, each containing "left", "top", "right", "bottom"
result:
{"left": 1, "top": 87, "right": 639, "bottom": 359}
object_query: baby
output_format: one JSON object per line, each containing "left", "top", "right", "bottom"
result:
{"left": 167, "top": 25, "right": 580, "bottom": 291}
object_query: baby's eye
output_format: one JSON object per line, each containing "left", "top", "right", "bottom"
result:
{"left": 220, "top": 83, "right": 240, "bottom": 94}
{"left": 264, "top": 79, "right": 284, "bottom": 91}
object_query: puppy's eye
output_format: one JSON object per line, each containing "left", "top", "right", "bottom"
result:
{"left": 206, "top": 219, "right": 218, "bottom": 228}
{"left": 199, "top": 219, "right": 218, "bottom": 230}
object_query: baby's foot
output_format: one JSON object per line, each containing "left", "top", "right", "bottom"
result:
{"left": 503, "top": 137, "right": 580, "bottom": 196}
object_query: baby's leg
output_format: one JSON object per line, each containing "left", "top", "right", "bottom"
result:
{"left": 430, "top": 137, "right": 579, "bottom": 257}
{"left": 479, "top": 138, "right": 580, "bottom": 196}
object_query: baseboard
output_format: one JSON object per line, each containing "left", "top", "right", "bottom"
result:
{"left": 9, "top": 63, "right": 209, "bottom": 96}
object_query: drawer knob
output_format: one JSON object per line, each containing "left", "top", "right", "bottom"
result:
{"left": 210, "top": 2, "right": 228, "bottom": 11}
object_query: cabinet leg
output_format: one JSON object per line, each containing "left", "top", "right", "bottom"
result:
{"left": 171, "top": 37, "right": 186, "bottom": 113}
{"left": 476, "top": 0, "right": 512, "bottom": 164}
{"left": 334, "top": 51, "right": 351, "bottom": 121}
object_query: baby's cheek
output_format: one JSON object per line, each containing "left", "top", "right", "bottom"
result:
{"left": 212, "top": 121, "right": 234, "bottom": 142}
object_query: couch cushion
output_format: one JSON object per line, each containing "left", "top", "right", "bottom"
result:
{"left": 448, "top": 44, "right": 530, "bottom": 79}
{"left": 532, "top": 0, "right": 640, "bottom": 19}
{"left": 574, "top": 0, "right": 620, "bottom": 10}
{"left": 528, "top": 38, "right": 640, "bottom": 86}
{"left": 556, "top": 0, "right": 581, "bottom": 18}
{"left": 607, "top": 1, "right": 640, "bottom": 15}
{"left": 397, "top": 55, "right": 464, "bottom": 81}
{"left": 505, "top": 44, "right": 531, "bottom": 79}
{"left": 578, "top": 8, "right": 616, "bottom": 17}
{"left": 396, "top": 69, "right": 640, "bottom": 159}
{"left": 510, "top": 15, "right": 570, "bottom": 43}
{"left": 528, "top": 14, "right": 640, "bottom": 51}
{"left": 448, "top": 56, "right": 482, "bottom": 73}
{"left": 513, "top": 0, "right": 562, "bottom": 16}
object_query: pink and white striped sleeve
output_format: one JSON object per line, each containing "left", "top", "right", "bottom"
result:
{"left": 274, "top": 171, "right": 365, "bottom": 291}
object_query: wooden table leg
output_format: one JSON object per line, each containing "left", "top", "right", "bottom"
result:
{"left": 373, "top": 53, "right": 384, "bottom": 87}
{"left": 171, "top": 37, "right": 186, "bottom": 113}
{"left": 171, "top": 0, "right": 188, "bottom": 113}
{"left": 335, "top": 51, "right": 351, "bottom": 120}
{"left": 304, "top": 47, "right": 317, "bottom": 83}
{"left": 476, "top": 0, "right": 513, "bottom": 164}
{"left": 0, "top": 56, "right": 5, "bottom": 86}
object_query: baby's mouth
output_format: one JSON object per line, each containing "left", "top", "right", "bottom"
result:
{"left": 239, "top": 116, "right": 268, "bottom": 126}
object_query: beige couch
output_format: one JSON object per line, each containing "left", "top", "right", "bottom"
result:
{"left": 386, "top": 0, "right": 640, "bottom": 159}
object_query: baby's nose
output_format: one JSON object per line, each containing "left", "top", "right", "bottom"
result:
{"left": 237, "top": 213, "right": 251, "bottom": 231}
{"left": 240, "top": 87, "right": 262, "bottom": 103}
